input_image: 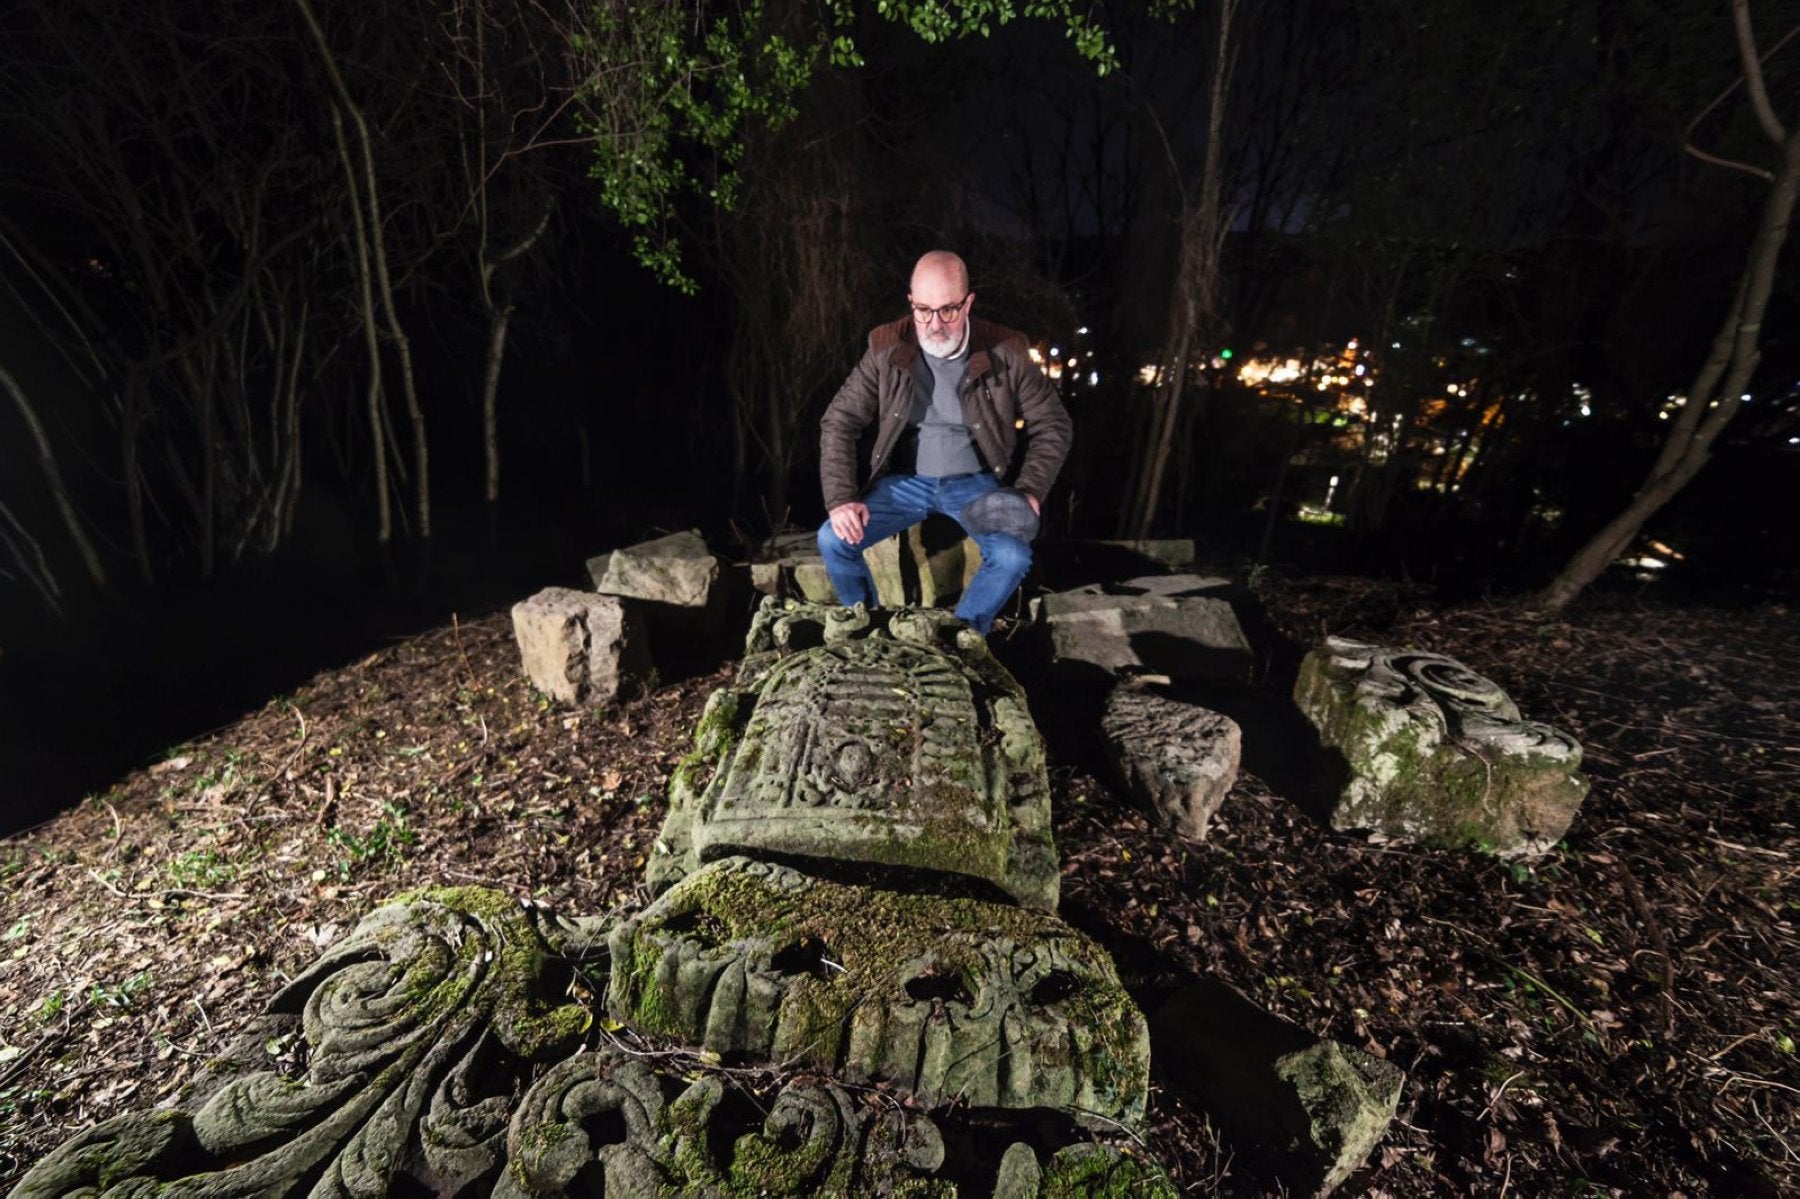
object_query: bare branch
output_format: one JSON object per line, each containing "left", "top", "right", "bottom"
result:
{"left": 1733, "top": 0, "right": 1789, "bottom": 145}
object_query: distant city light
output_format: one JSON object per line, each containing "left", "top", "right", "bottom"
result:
{"left": 1050, "top": 346, "right": 1060, "bottom": 358}
{"left": 1076, "top": 326, "right": 1089, "bottom": 335}
{"left": 1220, "top": 347, "right": 1235, "bottom": 360}
{"left": 1089, "top": 370, "right": 1099, "bottom": 387}
{"left": 1391, "top": 341, "right": 1402, "bottom": 350}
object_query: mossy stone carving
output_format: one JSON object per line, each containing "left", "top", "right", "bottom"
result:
{"left": 10, "top": 888, "right": 598, "bottom": 1199}
{"left": 651, "top": 598, "right": 1058, "bottom": 910}
{"left": 16, "top": 600, "right": 1187, "bottom": 1195}
{"left": 1295, "top": 636, "right": 1588, "bottom": 855}
{"left": 609, "top": 856, "right": 1151, "bottom": 1129}
{"left": 493, "top": 1044, "right": 1166, "bottom": 1198}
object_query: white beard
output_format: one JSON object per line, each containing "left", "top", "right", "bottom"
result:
{"left": 920, "top": 321, "right": 969, "bottom": 359}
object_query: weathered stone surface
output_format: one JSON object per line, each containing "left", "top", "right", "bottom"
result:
{"left": 11, "top": 888, "right": 599, "bottom": 1199}
{"left": 1101, "top": 687, "right": 1241, "bottom": 840}
{"left": 1295, "top": 637, "right": 1588, "bottom": 855}
{"left": 14, "top": 884, "right": 1169, "bottom": 1198}
{"left": 1031, "top": 575, "right": 1253, "bottom": 682}
{"left": 496, "top": 1043, "right": 1169, "bottom": 1197}
{"left": 650, "top": 598, "right": 1058, "bottom": 910}
{"left": 608, "top": 856, "right": 1152, "bottom": 1129}
{"left": 1153, "top": 981, "right": 1404, "bottom": 1196}
{"left": 790, "top": 559, "right": 840, "bottom": 603}
{"left": 594, "top": 529, "right": 721, "bottom": 609}
{"left": 511, "top": 586, "right": 650, "bottom": 705}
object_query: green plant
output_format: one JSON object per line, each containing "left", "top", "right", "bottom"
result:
{"left": 167, "top": 849, "right": 238, "bottom": 890}
{"left": 89, "top": 972, "right": 153, "bottom": 1009}
{"left": 326, "top": 802, "right": 418, "bottom": 878}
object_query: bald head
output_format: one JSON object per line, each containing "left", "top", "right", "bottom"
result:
{"left": 909, "top": 251, "right": 974, "bottom": 358}
{"left": 911, "top": 250, "right": 970, "bottom": 297}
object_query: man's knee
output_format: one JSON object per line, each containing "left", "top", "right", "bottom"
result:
{"left": 818, "top": 519, "right": 852, "bottom": 560}
{"left": 978, "top": 534, "right": 1032, "bottom": 578}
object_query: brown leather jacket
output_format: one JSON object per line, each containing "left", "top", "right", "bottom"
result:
{"left": 819, "top": 315, "right": 1073, "bottom": 511}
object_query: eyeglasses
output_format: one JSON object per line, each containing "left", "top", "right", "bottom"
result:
{"left": 909, "top": 295, "right": 969, "bottom": 324}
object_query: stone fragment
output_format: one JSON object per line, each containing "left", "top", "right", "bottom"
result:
{"left": 510, "top": 587, "right": 650, "bottom": 705}
{"left": 1294, "top": 637, "right": 1589, "bottom": 855}
{"left": 594, "top": 529, "right": 720, "bottom": 609}
{"left": 1152, "top": 981, "right": 1404, "bottom": 1196}
{"left": 11, "top": 888, "right": 598, "bottom": 1199}
{"left": 16, "top": 882, "right": 1167, "bottom": 1198}
{"left": 1031, "top": 574, "right": 1253, "bottom": 682}
{"left": 1101, "top": 687, "right": 1241, "bottom": 839}
{"left": 650, "top": 598, "right": 1058, "bottom": 910}
{"left": 608, "top": 856, "right": 1152, "bottom": 1129}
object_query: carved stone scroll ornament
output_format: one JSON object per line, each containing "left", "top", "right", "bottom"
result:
{"left": 608, "top": 856, "right": 1151, "bottom": 1130}
{"left": 494, "top": 1045, "right": 1172, "bottom": 1198}
{"left": 10, "top": 889, "right": 601, "bottom": 1199}
{"left": 651, "top": 599, "right": 1058, "bottom": 911}
{"left": 1295, "top": 637, "right": 1589, "bottom": 855}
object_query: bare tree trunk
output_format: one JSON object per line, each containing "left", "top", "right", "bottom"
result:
{"left": 1539, "top": 4, "right": 1799, "bottom": 613}
{"left": 121, "top": 370, "right": 154, "bottom": 584}
{"left": 298, "top": 0, "right": 426, "bottom": 537}
{"left": 1119, "top": 0, "right": 1237, "bottom": 539}
{"left": 329, "top": 102, "right": 392, "bottom": 544}
{"left": 481, "top": 301, "right": 512, "bottom": 504}
{"left": 1, "top": 361, "right": 108, "bottom": 589}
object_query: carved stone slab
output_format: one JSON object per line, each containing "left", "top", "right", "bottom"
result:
{"left": 10, "top": 888, "right": 601, "bottom": 1199}
{"left": 11, "top": 887, "right": 1172, "bottom": 1199}
{"left": 1295, "top": 637, "right": 1588, "bottom": 855}
{"left": 1030, "top": 575, "right": 1254, "bottom": 682}
{"left": 651, "top": 599, "right": 1058, "bottom": 910}
{"left": 608, "top": 856, "right": 1152, "bottom": 1130}
{"left": 496, "top": 1046, "right": 1173, "bottom": 1197}
{"left": 1101, "top": 687, "right": 1241, "bottom": 840}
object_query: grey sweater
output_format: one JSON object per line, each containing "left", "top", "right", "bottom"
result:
{"left": 909, "top": 346, "right": 983, "bottom": 477}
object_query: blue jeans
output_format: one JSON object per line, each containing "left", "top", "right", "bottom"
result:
{"left": 817, "top": 472, "right": 1030, "bottom": 634}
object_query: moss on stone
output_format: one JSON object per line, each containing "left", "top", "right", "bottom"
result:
{"left": 383, "top": 886, "right": 591, "bottom": 1058}
{"left": 1039, "top": 1143, "right": 1179, "bottom": 1198}
{"left": 609, "top": 860, "right": 1148, "bottom": 1125}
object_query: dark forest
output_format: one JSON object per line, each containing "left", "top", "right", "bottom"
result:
{"left": 3, "top": 0, "right": 1796, "bottom": 807}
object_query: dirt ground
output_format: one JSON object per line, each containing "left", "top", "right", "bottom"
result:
{"left": 1, "top": 576, "right": 1795, "bottom": 1196}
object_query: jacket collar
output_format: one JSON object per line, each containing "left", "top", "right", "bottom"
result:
{"left": 892, "top": 317, "right": 995, "bottom": 379}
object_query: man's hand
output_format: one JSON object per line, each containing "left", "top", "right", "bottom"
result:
{"left": 828, "top": 501, "right": 869, "bottom": 546}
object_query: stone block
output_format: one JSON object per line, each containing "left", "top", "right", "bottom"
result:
{"left": 1101, "top": 687, "right": 1241, "bottom": 840}
{"left": 650, "top": 599, "right": 1057, "bottom": 910}
{"left": 609, "top": 856, "right": 1151, "bottom": 1129}
{"left": 594, "top": 529, "right": 719, "bottom": 609}
{"left": 1032, "top": 574, "right": 1253, "bottom": 682}
{"left": 790, "top": 560, "right": 838, "bottom": 603}
{"left": 510, "top": 587, "right": 649, "bottom": 705}
{"left": 1153, "top": 981, "right": 1404, "bottom": 1196}
{"left": 1294, "top": 637, "right": 1588, "bottom": 855}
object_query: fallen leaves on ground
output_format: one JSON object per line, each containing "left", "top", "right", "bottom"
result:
{"left": 1, "top": 578, "right": 1795, "bottom": 1197}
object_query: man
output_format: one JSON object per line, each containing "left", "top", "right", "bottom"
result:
{"left": 817, "top": 251, "right": 1072, "bottom": 633}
